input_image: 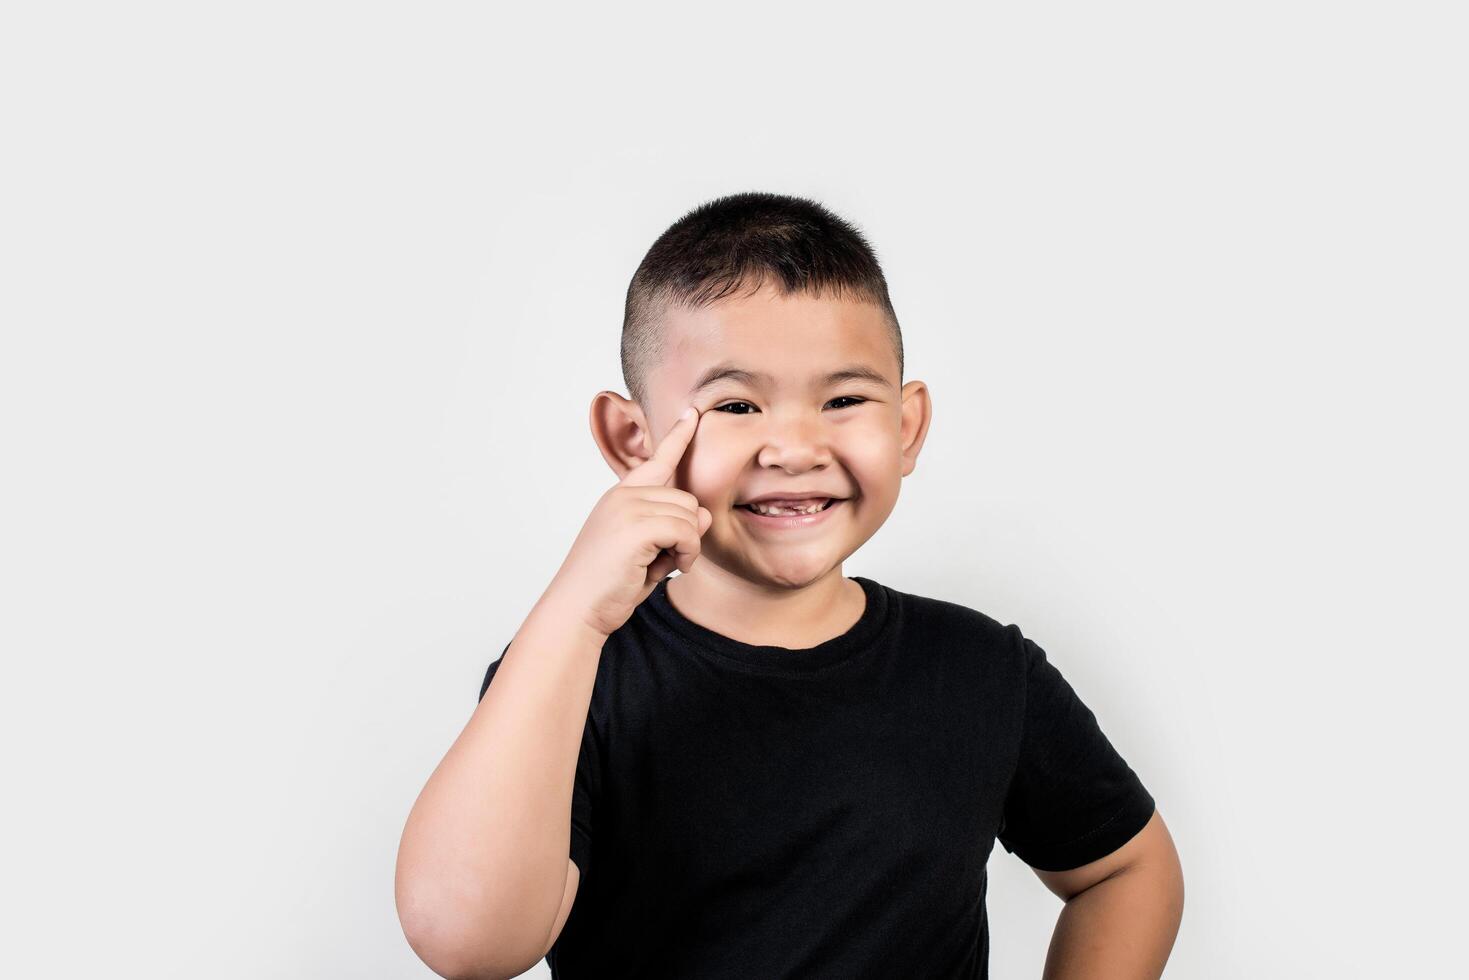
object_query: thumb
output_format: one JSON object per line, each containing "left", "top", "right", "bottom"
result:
{"left": 697, "top": 506, "right": 712, "bottom": 534}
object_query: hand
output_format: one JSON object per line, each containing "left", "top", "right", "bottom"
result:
{"left": 543, "top": 406, "right": 713, "bottom": 639}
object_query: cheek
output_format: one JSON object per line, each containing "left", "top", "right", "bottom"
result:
{"left": 839, "top": 427, "right": 902, "bottom": 475}
{"left": 685, "top": 420, "right": 900, "bottom": 499}
{"left": 683, "top": 444, "right": 745, "bottom": 500}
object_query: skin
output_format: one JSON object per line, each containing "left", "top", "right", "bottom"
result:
{"left": 1033, "top": 809, "right": 1186, "bottom": 979}
{"left": 585, "top": 279, "right": 1184, "bottom": 976}
{"left": 590, "top": 279, "right": 931, "bottom": 647}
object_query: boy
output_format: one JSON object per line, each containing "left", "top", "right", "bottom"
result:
{"left": 397, "top": 192, "right": 1184, "bottom": 979}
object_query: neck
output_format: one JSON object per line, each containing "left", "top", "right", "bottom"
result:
{"left": 664, "top": 565, "right": 864, "bottom": 649}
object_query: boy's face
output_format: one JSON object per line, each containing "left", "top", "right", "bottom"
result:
{"left": 594, "top": 280, "right": 931, "bottom": 590}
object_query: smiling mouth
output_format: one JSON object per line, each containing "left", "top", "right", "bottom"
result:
{"left": 737, "top": 498, "right": 840, "bottom": 516}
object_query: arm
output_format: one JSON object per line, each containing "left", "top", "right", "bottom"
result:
{"left": 395, "top": 402, "right": 709, "bottom": 978}
{"left": 395, "top": 592, "right": 604, "bottom": 980}
{"left": 1032, "top": 808, "right": 1185, "bottom": 980}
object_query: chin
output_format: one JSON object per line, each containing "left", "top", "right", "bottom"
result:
{"left": 748, "top": 562, "right": 845, "bottom": 591}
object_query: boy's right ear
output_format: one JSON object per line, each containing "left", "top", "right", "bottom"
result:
{"left": 589, "top": 391, "right": 656, "bottom": 480}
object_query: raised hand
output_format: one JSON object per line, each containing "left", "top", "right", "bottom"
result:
{"left": 543, "top": 405, "right": 713, "bottom": 639}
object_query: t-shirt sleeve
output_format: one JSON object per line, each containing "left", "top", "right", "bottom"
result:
{"left": 478, "top": 640, "right": 598, "bottom": 881}
{"left": 996, "top": 627, "right": 1156, "bottom": 872}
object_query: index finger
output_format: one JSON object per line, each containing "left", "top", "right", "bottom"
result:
{"left": 621, "top": 404, "right": 701, "bottom": 488}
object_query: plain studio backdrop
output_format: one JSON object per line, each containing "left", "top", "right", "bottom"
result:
{"left": 3, "top": 2, "right": 1464, "bottom": 977}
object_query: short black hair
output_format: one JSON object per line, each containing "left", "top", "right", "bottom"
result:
{"left": 621, "top": 191, "right": 903, "bottom": 412}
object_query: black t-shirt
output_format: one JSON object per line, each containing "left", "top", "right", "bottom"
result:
{"left": 477, "top": 575, "right": 1155, "bottom": 980}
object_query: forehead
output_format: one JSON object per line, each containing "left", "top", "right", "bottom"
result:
{"left": 651, "top": 283, "right": 897, "bottom": 401}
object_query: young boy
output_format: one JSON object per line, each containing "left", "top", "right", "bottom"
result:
{"left": 396, "top": 192, "right": 1184, "bottom": 979}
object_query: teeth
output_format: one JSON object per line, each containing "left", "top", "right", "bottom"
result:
{"left": 747, "top": 499, "right": 830, "bottom": 516}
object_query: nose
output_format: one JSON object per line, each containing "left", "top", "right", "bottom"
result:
{"left": 753, "top": 412, "right": 834, "bottom": 472}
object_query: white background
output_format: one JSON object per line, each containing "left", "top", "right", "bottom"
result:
{"left": 4, "top": 2, "right": 1465, "bottom": 977}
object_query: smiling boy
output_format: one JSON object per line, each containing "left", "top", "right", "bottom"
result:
{"left": 397, "top": 192, "right": 1184, "bottom": 979}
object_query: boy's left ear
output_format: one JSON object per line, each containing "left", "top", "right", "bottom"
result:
{"left": 588, "top": 390, "right": 656, "bottom": 480}
{"left": 898, "top": 380, "right": 933, "bottom": 477}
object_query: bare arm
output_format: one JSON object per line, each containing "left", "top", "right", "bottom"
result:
{"left": 394, "top": 403, "right": 711, "bottom": 978}
{"left": 1034, "top": 809, "right": 1185, "bottom": 980}
{"left": 395, "top": 592, "right": 605, "bottom": 980}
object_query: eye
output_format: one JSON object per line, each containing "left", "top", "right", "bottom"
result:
{"left": 712, "top": 397, "right": 867, "bottom": 415}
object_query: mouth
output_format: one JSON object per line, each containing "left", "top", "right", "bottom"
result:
{"left": 735, "top": 497, "right": 846, "bottom": 529}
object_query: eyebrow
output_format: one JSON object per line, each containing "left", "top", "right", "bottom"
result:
{"left": 689, "top": 363, "right": 895, "bottom": 396}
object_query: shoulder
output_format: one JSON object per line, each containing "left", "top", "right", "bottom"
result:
{"left": 876, "top": 579, "right": 1026, "bottom": 669}
{"left": 880, "top": 578, "right": 1012, "bottom": 637}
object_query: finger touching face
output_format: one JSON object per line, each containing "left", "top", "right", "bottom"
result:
{"left": 622, "top": 404, "right": 701, "bottom": 489}
{"left": 643, "top": 281, "right": 931, "bottom": 587}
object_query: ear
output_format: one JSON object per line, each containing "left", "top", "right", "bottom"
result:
{"left": 589, "top": 390, "right": 656, "bottom": 481}
{"left": 898, "top": 380, "right": 933, "bottom": 478}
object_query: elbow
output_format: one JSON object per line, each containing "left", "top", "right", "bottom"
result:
{"left": 396, "top": 878, "right": 537, "bottom": 980}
